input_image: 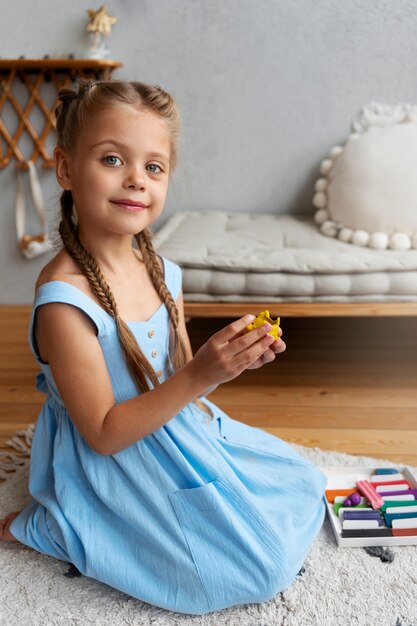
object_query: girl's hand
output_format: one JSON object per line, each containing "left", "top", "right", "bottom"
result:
{"left": 247, "top": 325, "right": 286, "bottom": 369}
{"left": 190, "top": 315, "right": 279, "bottom": 391}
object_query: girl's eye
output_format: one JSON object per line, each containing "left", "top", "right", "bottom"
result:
{"left": 146, "top": 163, "right": 163, "bottom": 174}
{"left": 103, "top": 155, "right": 123, "bottom": 166}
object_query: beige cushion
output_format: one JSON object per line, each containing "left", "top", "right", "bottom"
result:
{"left": 154, "top": 211, "right": 417, "bottom": 301}
{"left": 313, "top": 104, "right": 417, "bottom": 250}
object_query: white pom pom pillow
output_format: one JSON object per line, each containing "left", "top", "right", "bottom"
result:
{"left": 313, "top": 103, "right": 417, "bottom": 250}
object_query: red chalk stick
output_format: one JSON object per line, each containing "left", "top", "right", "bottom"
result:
{"left": 392, "top": 528, "right": 417, "bottom": 537}
{"left": 371, "top": 480, "right": 410, "bottom": 488}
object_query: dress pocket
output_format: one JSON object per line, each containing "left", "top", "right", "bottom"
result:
{"left": 169, "top": 478, "right": 283, "bottom": 611}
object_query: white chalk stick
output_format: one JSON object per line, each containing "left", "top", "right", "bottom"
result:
{"left": 392, "top": 518, "right": 417, "bottom": 529}
{"left": 342, "top": 520, "right": 379, "bottom": 529}
{"left": 334, "top": 496, "right": 365, "bottom": 504}
{"left": 386, "top": 505, "right": 417, "bottom": 514}
{"left": 382, "top": 494, "right": 415, "bottom": 501}
{"left": 371, "top": 473, "right": 404, "bottom": 483}
{"left": 376, "top": 483, "right": 408, "bottom": 493}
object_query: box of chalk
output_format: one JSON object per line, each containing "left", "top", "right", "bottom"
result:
{"left": 322, "top": 466, "right": 417, "bottom": 547}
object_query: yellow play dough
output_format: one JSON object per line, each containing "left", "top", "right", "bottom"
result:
{"left": 245, "top": 310, "right": 280, "bottom": 341}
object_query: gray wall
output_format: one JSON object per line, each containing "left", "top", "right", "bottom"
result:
{"left": 1, "top": 0, "right": 417, "bottom": 302}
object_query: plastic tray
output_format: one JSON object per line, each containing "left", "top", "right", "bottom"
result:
{"left": 322, "top": 465, "right": 417, "bottom": 547}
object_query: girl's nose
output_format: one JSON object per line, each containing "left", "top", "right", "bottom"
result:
{"left": 124, "top": 167, "right": 146, "bottom": 190}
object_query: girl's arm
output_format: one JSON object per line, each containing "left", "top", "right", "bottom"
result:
{"left": 36, "top": 299, "right": 275, "bottom": 456}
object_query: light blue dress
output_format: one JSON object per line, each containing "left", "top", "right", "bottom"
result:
{"left": 10, "top": 257, "right": 326, "bottom": 615}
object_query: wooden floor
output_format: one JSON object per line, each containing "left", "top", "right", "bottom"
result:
{"left": 1, "top": 307, "right": 417, "bottom": 466}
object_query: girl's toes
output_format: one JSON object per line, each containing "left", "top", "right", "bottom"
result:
{"left": 0, "top": 511, "right": 20, "bottom": 542}
{"left": 0, "top": 519, "right": 7, "bottom": 540}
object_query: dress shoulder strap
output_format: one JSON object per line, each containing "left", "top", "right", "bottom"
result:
{"left": 29, "top": 280, "right": 110, "bottom": 362}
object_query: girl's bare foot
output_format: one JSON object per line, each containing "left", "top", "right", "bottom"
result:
{"left": 0, "top": 511, "right": 21, "bottom": 542}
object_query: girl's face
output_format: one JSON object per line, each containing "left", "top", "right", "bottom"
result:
{"left": 55, "top": 104, "right": 172, "bottom": 239}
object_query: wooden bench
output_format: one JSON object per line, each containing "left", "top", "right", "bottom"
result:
{"left": 184, "top": 301, "right": 417, "bottom": 318}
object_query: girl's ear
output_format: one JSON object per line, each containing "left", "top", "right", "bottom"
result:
{"left": 54, "top": 147, "right": 72, "bottom": 190}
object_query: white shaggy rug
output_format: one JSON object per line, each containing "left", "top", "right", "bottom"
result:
{"left": 1, "top": 427, "right": 417, "bottom": 626}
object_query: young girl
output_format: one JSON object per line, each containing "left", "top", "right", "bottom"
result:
{"left": 0, "top": 79, "right": 326, "bottom": 615}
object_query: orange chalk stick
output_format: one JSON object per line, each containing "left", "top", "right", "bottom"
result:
{"left": 325, "top": 488, "right": 356, "bottom": 503}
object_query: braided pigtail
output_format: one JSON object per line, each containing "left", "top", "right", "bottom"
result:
{"left": 59, "top": 191, "right": 160, "bottom": 393}
{"left": 136, "top": 229, "right": 213, "bottom": 418}
{"left": 135, "top": 229, "right": 188, "bottom": 371}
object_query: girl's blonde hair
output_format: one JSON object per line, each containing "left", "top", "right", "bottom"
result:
{"left": 54, "top": 79, "right": 188, "bottom": 394}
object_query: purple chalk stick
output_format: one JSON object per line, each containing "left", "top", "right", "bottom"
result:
{"left": 343, "top": 511, "right": 384, "bottom": 525}
{"left": 343, "top": 510, "right": 383, "bottom": 520}
{"left": 379, "top": 488, "right": 417, "bottom": 498}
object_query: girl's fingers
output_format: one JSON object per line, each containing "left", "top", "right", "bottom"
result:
{"left": 212, "top": 315, "right": 256, "bottom": 345}
{"left": 231, "top": 322, "right": 274, "bottom": 355}
{"left": 212, "top": 320, "right": 273, "bottom": 363}
{"left": 252, "top": 348, "right": 276, "bottom": 368}
{"left": 205, "top": 316, "right": 284, "bottom": 379}
{"left": 247, "top": 338, "right": 285, "bottom": 369}
{"left": 213, "top": 316, "right": 282, "bottom": 352}
{"left": 242, "top": 333, "right": 275, "bottom": 366}
{"left": 272, "top": 338, "right": 286, "bottom": 353}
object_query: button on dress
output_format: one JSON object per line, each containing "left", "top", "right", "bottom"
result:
{"left": 10, "top": 256, "right": 326, "bottom": 615}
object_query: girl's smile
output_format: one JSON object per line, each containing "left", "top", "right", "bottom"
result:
{"left": 110, "top": 199, "right": 148, "bottom": 212}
